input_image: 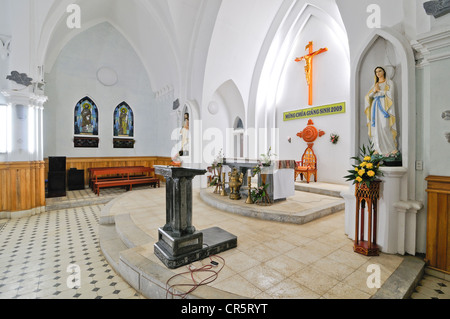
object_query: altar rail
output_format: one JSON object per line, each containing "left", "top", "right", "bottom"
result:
{"left": 44, "top": 156, "right": 173, "bottom": 188}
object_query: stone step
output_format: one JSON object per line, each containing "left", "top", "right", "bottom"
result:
{"left": 295, "top": 182, "right": 349, "bottom": 198}
{"left": 200, "top": 188, "right": 345, "bottom": 225}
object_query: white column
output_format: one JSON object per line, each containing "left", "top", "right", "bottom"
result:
{"left": 342, "top": 185, "right": 356, "bottom": 239}
{"left": 31, "top": 95, "right": 47, "bottom": 161}
{"left": 393, "top": 201, "right": 409, "bottom": 255}
{"left": 394, "top": 200, "right": 424, "bottom": 256}
{"left": 406, "top": 201, "right": 423, "bottom": 255}
{"left": 1, "top": 90, "right": 47, "bottom": 162}
{"left": 377, "top": 167, "right": 407, "bottom": 254}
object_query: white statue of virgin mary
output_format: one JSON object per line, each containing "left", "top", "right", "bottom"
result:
{"left": 364, "top": 66, "right": 398, "bottom": 156}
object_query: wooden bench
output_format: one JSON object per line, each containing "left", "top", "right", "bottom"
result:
{"left": 94, "top": 177, "right": 160, "bottom": 196}
{"left": 89, "top": 166, "right": 145, "bottom": 190}
{"left": 91, "top": 167, "right": 160, "bottom": 196}
{"left": 295, "top": 146, "right": 317, "bottom": 183}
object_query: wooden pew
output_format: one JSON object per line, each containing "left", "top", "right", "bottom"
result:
{"left": 88, "top": 166, "right": 145, "bottom": 190}
{"left": 91, "top": 166, "right": 160, "bottom": 196}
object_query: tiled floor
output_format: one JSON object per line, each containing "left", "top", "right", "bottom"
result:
{"left": 411, "top": 269, "right": 450, "bottom": 300}
{"left": 0, "top": 184, "right": 449, "bottom": 299}
{"left": 0, "top": 197, "right": 144, "bottom": 299}
{"left": 111, "top": 187, "right": 406, "bottom": 299}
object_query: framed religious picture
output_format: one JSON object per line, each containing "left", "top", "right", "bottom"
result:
{"left": 179, "top": 111, "right": 190, "bottom": 156}
{"left": 74, "top": 96, "right": 99, "bottom": 136}
{"left": 113, "top": 102, "right": 134, "bottom": 138}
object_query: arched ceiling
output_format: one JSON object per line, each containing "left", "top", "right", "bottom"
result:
{"left": 39, "top": 0, "right": 218, "bottom": 97}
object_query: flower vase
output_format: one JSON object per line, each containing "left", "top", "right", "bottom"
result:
{"left": 257, "top": 173, "right": 272, "bottom": 206}
{"left": 354, "top": 180, "right": 381, "bottom": 200}
{"left": 261, "top": 173, "right": 267, "bottom": 185}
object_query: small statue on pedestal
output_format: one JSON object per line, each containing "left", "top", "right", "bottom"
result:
{"left": 228, "top": 168, "right": 243, "bottom": 200}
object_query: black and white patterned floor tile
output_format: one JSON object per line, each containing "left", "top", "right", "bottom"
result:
{"left": 411, "top": 274, "right": 450, "bottom": 300}
{"left": 0, "top": 205, "right": 144, "bottom": 299}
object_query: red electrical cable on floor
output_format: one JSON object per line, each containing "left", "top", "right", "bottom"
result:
{"left": 165, "top": 255, "right": 226, "bottom": 299}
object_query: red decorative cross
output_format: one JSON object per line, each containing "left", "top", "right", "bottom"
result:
{"left": 297, "top": 119, "right": 326, "bottom": 149}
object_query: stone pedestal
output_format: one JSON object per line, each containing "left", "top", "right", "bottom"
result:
{"left": 154, "top": 166, "right": 237, "bottom": 269}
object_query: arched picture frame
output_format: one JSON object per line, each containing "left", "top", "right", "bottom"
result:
{"left": 74, "top": 96, "right": 99, "bottom": 136}
{"left": 113, "top": 102, "right": 134, "bottom": 137}
{"left": 179, "top": 106, "right": 190, "bottom": 157}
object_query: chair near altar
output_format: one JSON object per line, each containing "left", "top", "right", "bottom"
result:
{"left": 295, "top": 119, "right": 325, "bottom": 183}
{"left": 295, "top": 146, "right": 317, "bottom": 183}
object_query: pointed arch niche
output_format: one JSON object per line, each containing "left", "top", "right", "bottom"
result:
{"left": 205, "top": 80, "right": 246, "bottom": 159}
{"left": 352, "top": 28, "right": 416, "bottom": 200}
{"left": 248, "top": 2, "right": 350, "bottom": 183}
{"left": 173, "top": 100, "right": 201, "bottom": 166}
{"left": 233, "top": 117, "right": 245, "bottom": 158}
{"left": 343, "top": 28, "right": 419, "bottom": 256}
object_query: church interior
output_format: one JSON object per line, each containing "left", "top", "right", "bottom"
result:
{"left": 1, "top": 0, "right": 450, "bottom": 301}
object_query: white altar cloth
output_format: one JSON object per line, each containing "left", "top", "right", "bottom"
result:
{"left": 273, "top": 169, "right": 295, "bottom": 200}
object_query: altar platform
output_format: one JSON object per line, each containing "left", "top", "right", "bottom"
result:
{"left": 200, "top": 182, "right": 346, "bottom": 225}
{"left": 99, "top": 183, "right": 425, "bottom": 300}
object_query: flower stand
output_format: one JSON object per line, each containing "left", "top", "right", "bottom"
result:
{"left": 258, "top": 173, "right": 272, "bottom": 206}
{"left": 212, "top": 165, "right": 223, "bottom": 194}
{"left": 354, "top": 180, "right": 381, "bottom": 256}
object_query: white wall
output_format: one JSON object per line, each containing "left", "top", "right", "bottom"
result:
{"left": 336, "top": 0, "right": 405, "bottom": 57}
{"left": 275, "top": 13, "right": 350, "bottom": 184}
{"left": 0, "top": 0, "right": 11, "bottom": 98}
{"left": 44, "top": 22, "right": 174, "bottom": 158}
{"left": 428, "top": 58, "right": 450, "bottom": 176}
{"left": 203, "top": 0, "right": 283, "bottom": 117}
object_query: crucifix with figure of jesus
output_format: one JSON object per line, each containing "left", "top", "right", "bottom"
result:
{"left": 295, "top": 41, "right": 328, "bottom": 106}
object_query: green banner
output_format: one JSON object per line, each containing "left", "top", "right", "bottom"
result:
{"left": 283, "top": 102, "right": 346, "bottom": 121}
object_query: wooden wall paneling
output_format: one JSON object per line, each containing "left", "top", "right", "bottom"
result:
{"left": 0, "top": 162, "right": 46, "bottom": 214}
{"left": 427, "top": 191, "right": 438, "bottom": 267}
{"left": 45, "top": 157, "right": 173, "bottom": 188}
{"left": 426, "top": 175, "right": 450, "bottom": 274}
{"left": 2, "top": 157, "right": 174, "bottom": 215}
{"left": 448, "top": 196, "right": 450, "bottom": 272}
{"left": 11, "top": 165, "right": 17, "bottom": 211}
{"left": 0, "top": 164, "right": 8, "bottom": 211}
{"left": 437, "top": 193, "right": 448, "bottom": 270}
{"left": 34, "top": 161, "right": 44, "bottom": 209}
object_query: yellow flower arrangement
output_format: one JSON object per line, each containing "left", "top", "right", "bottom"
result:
{"left": 344, "top": 144, "right": 384, "bottom": 187}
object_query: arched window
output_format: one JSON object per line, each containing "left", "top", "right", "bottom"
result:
{"left": 113, "top": 102, "right": 134, "bottom": 137}
{"left": 233, "top": 117, "right": 244, "bottom": 158}
{"left": 74, "top": 97, "right": 99, "bottom": 136}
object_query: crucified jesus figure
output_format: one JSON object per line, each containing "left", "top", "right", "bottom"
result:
{"left": 295, "top": 41, "right": 328, "bottom": 105}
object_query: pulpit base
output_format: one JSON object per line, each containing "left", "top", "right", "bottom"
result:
{"left": 154, "top": 227, "right": 237, "bottom": 269}
{"left": 354, "top": 241, "right": 380, "bottom": 256}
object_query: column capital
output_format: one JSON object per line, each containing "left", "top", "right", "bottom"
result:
{"left": 1, "top": 90, "right": 48, "bottom": 107}
{"left": 380, "top": 166, "right": 408, "bottom": 178}
{"left": 393, "top": 200, "right": 424, "bottom": 213}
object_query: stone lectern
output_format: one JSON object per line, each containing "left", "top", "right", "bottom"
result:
{"left": 154, "top": 166, "right": 237, "bottom": 269}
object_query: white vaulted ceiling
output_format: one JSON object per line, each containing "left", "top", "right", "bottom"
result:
{"left": 39, "top": 0, "right": 220, "bottom": 97}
